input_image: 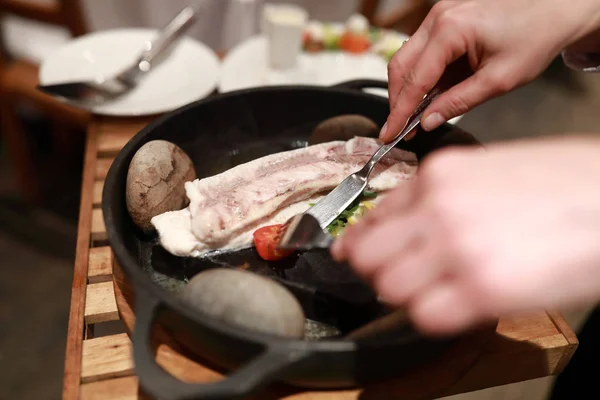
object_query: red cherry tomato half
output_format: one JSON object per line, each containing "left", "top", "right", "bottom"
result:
{"left": 253, "top": 224, "right": 295, "bottom": 261}
{"left": 339, "top": 32, "right": 370, "bottom": 54}
{"left": 302, "top": 31, "right": 311, "bottom": 45}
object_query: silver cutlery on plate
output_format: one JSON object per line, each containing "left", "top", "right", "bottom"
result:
{"left": 37, "top": 6, "right": 197, "bottom": 106}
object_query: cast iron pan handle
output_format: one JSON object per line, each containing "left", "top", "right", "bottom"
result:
{"left": 133, "top": 286, "right": 309, "bottom": 400}
{"left": 332, "top": 79, "right": 389, "bottom": 91}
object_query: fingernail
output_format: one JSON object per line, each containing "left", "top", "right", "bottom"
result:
{"left": 378, "top": 122, "right": 388, "bottom": 139}
{"left": 404, "top": 131, "right": 417, "bottom": 141}
{"left": 421, "top": 113, "right": 445, "bottom": 131}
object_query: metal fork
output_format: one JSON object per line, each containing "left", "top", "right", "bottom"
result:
{"left": 278, "top": 56, "right": 472, "bottom": 250}
{"left": 308, "top": 88, "right": 440, "bottom": 230}
{"left": 37, "top": 6, "right": 197, "bottom": 106}
{"left": 276, "top": 95, "right": 435, "bottom": 251}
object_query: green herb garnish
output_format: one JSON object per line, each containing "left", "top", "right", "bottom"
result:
{"left": 323, "top": 24, "right": 341, "bottom": 50}
{"left": 369, "top": 28, "right": 381, "bottom": 43}
{"left": 326, "top": 191, "right": 377, "bottom": 236}
{"left": 363, "top": 191, "right": 377, "bottom": 199}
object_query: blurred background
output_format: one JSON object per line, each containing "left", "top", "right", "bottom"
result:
{"left": 0, "top": 0, "right": 598, "bottom": 399}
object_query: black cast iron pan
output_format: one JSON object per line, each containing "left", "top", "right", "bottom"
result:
{"left": 103, "top": 79, "right": 483, "bottom": 400}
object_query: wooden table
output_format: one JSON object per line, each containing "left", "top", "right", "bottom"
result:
{"left": 63, "top": 115, "right": 580, "bottom": 399}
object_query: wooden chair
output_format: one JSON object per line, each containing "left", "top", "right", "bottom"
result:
{"left": 360, "top": 0, "right": 434, "bottom": 35}
{"left": 0, "top": 0, "right": 90, "bottom": 204}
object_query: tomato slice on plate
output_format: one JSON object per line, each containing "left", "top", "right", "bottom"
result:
{"left": 339, "top": 32, "right": 371, "bottom": 54}
{"left": 253, "top": 224, "right": 295, "bottom": 261}
{"left": 302, "top": 31, "right": 311, "bottom": 46}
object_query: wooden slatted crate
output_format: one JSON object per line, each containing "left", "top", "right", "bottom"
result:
{"left": 63, "top": 116, "right": 579, "bottom": 400}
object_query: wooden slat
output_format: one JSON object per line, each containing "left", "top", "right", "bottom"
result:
{"left": 96, "top": 117, "right": 152, "bottom": 138}
{"left": 92, "top": 181, "right": 104, "bottom": 207}
{"left": 63, "top": 126, "right": 98, "bottom": 400}
{"left": 80, "top": 376, "right": 141, "bottom": 400}
{"left": 79, "top": 376, "right": 357, "bottom": 400}
{"left": 491, "top": 313, "right": 566, "bottom": 350}
{"left": 548, "top": 311, "right": 579, "bottom": 373}
{"left": 548, "top": 311, "right": 579, "bottom": 345}
{"left": 95, "top": 116, "right": 153, "bottom": 157}
{"left": 285, "top": 313, "right": 573, "bottom": 400}
{"left": 81, "top": 333, "right": 134, "bottom": 383}
{"left": 94, "top": 116, "right": 154, "bottom": 174}
{"left": 99, "top": 298, "right": 578, "bottom": 400}
{"left": 95, "top": 158, "right": 113, "bottom": 180}
{"left": 88, "top": 247, "right": 112, "bottom": 284}
{"left": 71, "top": 313, "right": 577, "bottom": 400}
{"left": 98, "top": 130, "right": 138, "bottom": 156}
{"left": 91, "top": 209, "right": 107, "bottom": 242}
{"left": 85, "top": 282, "right": 119, "bottom": 324}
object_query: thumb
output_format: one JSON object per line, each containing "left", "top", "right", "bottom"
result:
{"left": 421, "top": 66, "right": 513, "bottom": 131}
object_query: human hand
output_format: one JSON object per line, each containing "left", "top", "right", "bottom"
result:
{"left": 381, "top": 0, "right": 600, "bottom": 142}
{"left": 331, "top": 135, "right": 600, "bottom": 335}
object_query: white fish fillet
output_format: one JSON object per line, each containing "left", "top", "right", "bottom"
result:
{"left": 151, "top": 137, "right": 417, "bottom": 257}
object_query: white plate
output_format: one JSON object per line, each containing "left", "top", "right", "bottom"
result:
{"left": 219, "top": 35, "right": 390, "bottom": 92}
{"left": 219, "top": 33, "right": 463, "bottom": 125}
{"left": 39, "top": 28, "right": 221, "bottom": 116}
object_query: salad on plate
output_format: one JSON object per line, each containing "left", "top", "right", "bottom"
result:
{"left": 302, "top": 13, "right": 407, "bottom": 61}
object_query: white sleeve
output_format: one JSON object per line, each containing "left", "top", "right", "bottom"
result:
{"left": 561, "top": 50, "right": 600, "bottom": 72}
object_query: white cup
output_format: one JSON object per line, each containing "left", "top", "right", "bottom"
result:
{"left": 260, "top": 3, "right": 275, "bottom": 34}
{"left": 261, "top": 3, "right": 304, "bottom": 34}
{"left": 262, "top": 3, "right": 308, "bottom": 69}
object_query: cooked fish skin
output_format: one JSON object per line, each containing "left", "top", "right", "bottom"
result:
{"left": 151, "top": 137, "right": 417, "bottom": 257}
{"left": 186, "top": 137, "right": 416, "bottom": 246}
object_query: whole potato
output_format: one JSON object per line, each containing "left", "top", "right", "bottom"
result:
{"left": 309, "top": 114, "right": 379, "bottom": 144}
{"left": 182, "top": 268, "right": 306, "bottom": 338}
{"left": 126, "top": 140, "right": 196, "bottom": 233}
